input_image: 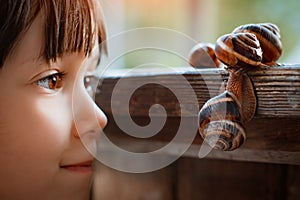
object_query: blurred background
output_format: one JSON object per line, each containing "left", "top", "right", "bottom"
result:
{"left": 99, "top": 0, "right": 300, "bottom": 69}
{"left": 93, "top": 1, "right": 300, "bottom": 199}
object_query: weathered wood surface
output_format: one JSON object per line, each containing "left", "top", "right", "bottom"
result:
{"left": 176, "top": 158, "right": 289, "bottom": 200}
{"left": 93, "top": 157, "right": 300, "bottom": 200}
{"left": 95, "top": 65, "right": 300, "bottom": 165}
{"left": 93, "top": 161, "right": 175, "bottom": 200}
{"left": 96, "top": 65, "right": 300, "bottom": 117}
{"left": 100, "top": 116, "right": 300, "bottom": 165}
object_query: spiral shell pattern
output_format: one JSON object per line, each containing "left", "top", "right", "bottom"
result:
{"left": 233, "top": 23, "right": 282, "bottom": 64}
{"left": 215, "top": 32, "right": 264, "bottom": 70}
{"left": 189, "top": 43, "right": 220, "bottom": 68}
{"left": 197, "top": 22, "right": 282, "bottom": 151}
{"left": 199, "top": 91, "right": 246, "bottom": 151}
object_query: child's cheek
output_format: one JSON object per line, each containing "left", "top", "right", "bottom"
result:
{"left": 35, "top": 95, "right": 73, "bottom": 147}
{"left": 0, "top": 91, "right": 72, "bottom": 195}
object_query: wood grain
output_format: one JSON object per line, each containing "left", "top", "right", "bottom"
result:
{"left": 286, "top": 165, "right": 300, "bottom": 199}
{"left": 92, "top": 161, "right": 175, "bottom": 200}
{"left": 176, "top": 158, "right": 288, "bottom": 200}
{"left": 96, "top": 65, "right": 300, "bottom": 117}
{"left": 95, "top": 65, "right": 300, "bottom": 165}
{"left": 98, "top": 116, "right": 300, "bottom": 165}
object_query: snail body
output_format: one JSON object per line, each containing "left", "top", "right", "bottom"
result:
{"left": 224, "top": 71, "right": 257, "bottom": 123}
{"left": 214, "top": 32, "right": 262, "bottom": 123}
{"left": 240, "top": 73, "right": 257, "bottom": 122}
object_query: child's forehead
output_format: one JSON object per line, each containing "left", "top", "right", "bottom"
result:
{"left": 8, "top": 4, "right": 101, "bottom": 69}
{"left": 5, "top": 12, "right": 45, "bottom": 68}
{"left": 0, "top": 0, "right": 106, "bottom": 69}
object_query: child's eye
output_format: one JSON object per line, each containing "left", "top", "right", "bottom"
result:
{"left": 36, "top": 73, "right": 64, "bottom": 90}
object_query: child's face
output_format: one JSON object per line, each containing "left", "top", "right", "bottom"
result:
{"left": 0, "top": 12, "right": 107, "bottom": 199}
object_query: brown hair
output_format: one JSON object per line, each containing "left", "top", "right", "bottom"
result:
{"left": 0, "top": 0, "right": 106, "bottom": 68}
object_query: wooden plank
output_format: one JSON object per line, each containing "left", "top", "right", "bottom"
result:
{"left": 92, "top": 161, "right": 175, "bottom": 200}
{"left": 176, "top": 157, "right": 288, "bottom": 200}
{"left": 99, "top": 116, "right": 300, "bottom": 165}
{"left": 286, "top": 165, "right": 300, "bottom": 200}
{"left": 96, "top": 65, "right": 300, "bottom": 118}
{"left": 95, "top": 65, "right": 300, "bottom": 165}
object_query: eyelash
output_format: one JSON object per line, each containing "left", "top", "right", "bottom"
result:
{"left": 35, "top": 71, "right": 98, "bottom": 97}
{"left": 36, "top": 72, "right": 66, "bottom": 91}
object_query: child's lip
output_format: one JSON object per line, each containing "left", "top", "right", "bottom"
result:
{"left": 60, "top": 160, "right": 94, "bottom": 173}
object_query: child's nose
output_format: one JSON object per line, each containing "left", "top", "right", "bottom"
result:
{"left": 93, "top": 102, "right": 108, "bottom": 131}
{"left": 72, "top": 85, "right": 107, "bottom": 139}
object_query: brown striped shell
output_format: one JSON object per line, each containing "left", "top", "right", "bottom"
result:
{"left": 232, "top": 23, "right": 282, "bottom": 65}
{"left": 198, "top": 23, "right": 282, "bottom": 150}
{"left": 198, "top": 70, "right": 256, "bottom": 151}
{"left": 214, "top": 32, "right": 265, "bottom": 71}
{"left": 199, "top": 91, "right": 246, "bottom": 151}
{"left": 189, "top": 43, "right": 220, "bottom": 68}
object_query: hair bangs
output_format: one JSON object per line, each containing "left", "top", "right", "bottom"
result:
{"left": 0, "top": 0, "right": 40, "bottom": 68}
{"left": 41, "top": 0, "right": 106, "bottom": 62}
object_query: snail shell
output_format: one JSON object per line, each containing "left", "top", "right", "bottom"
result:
{"left": 232, "top": 23, "right": 282, "bottom": 65}
{"left": 215, "top": 32, "right": 265, "bottom": 71}
{"left": 199, "top": 91, "right": 246, "bottom": 151}
{"left": 189, "top": 43, "right": 220, "bottom": 68}
{"left": 198, "top": 71, "right": 256, "bottom": 150}
{"left": 198, "top": 24, "right": 274, "bottom": 150}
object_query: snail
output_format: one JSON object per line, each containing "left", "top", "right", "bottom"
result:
{"left": 189, "top": 43, "right": 221, "bottom": 68}
{"left": 198, "top": 87, "right": 245, "bottom": 150}
{"left": 232, "top": 23, "right": 282, "bottom": 66}
{"left": 199, "top": 32, "right": 263, "bottom": 151}
{"left": 198, "top": 23, "right": 283, "bottom": 150}
{"left": 199, "top": 71, "right": 256, "bottom": 150}
{"left": 214, "top": 32, "right": 265, "bottom": 71}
